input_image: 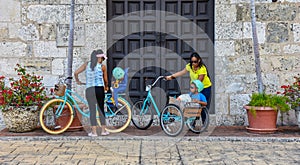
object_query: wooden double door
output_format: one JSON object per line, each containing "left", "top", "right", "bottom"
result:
{"left": 107, "top": 0, "right": 214, "bottom": 112}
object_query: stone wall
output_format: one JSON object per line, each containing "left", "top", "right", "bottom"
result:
{"left": 0, "top": 0, "right": 107, "bottom": 128}
{"left": 215, "top": 0, "right": 300, "bottom": 125}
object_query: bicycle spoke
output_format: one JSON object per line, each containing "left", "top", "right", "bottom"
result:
{"left": 39, "top": 99, "right": 74, "bottom": 134}
{"left": 186, "top": 107, "right": 209, "bottom": 133}
{"left": 160, "top": 104, "right": 184, "bottom": 137}
{"left": 104, "top": 98, "right": 131, "bottom": 133}
{"left": 131, "top": 100, "right": 154, "bottom": 130}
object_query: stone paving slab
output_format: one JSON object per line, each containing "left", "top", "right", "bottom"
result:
{"left": 0, "top": 126, "right": 300, "bottom": 164}
{"left": 0, "top": 139, "right": 300, "bottom": 164}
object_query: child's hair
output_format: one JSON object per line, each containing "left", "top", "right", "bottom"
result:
{"left": 192, "top": 80, "right": 204, "bottom": 93}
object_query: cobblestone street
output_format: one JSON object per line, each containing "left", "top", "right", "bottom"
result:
{"left": 0, "top": 138, "right": 299, "bottom": 164}
{"left": 0, "top": 126, "right": 300, "bottom": 164}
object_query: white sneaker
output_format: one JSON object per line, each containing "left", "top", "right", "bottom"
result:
{"left": 101, "top": 131, "right": 110, "bottom": 136}
{"left": 88, "top": 132, "right": 98, "bottom": 137}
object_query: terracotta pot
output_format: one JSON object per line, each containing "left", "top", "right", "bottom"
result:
{"left": 2, "top": 106, "right": 39, "bottom": 132}
{"left": 54, "top": 104, "right": 84, "bottom": 131}
{"left": 68, "top": 109, "right": 83, "bottom": 130}
{"left": 244, "top": 105, "right": 278, "bottom": 134}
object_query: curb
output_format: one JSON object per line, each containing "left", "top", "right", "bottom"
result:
{"left": 0, "top": 135, "right": 300, "bottom": 142}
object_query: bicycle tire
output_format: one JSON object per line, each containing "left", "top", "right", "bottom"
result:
{"left": 97, "top": 98, "right": 131, "bottom": 133}
{"left": 186, "top": 107, "right": 209, "bottom": 134}
{"left": 39, "top": 99, "right": 74, "bottom": 134}
{"left": 160, "top": 104, "right": 184, "bottom": 137}
{"left": 131, "top": 100, "right": 154, "bottom": 130}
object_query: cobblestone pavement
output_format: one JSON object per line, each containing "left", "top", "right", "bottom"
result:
{"left": 0, "top": 126, "right": 300, "bottom": 164}
{"left": 0, "top": 137, "right": 299, "bottom": 164}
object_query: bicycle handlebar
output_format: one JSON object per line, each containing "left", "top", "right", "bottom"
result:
{"left": 150, "top": 76, "right": 166, "bottom": 87}
{"left": 57, "top": 77, "right": 72, "bottom": 84}
{"left": 58, "top": 77, "right": 85, "bottom": 86}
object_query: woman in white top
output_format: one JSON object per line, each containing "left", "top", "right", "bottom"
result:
{"left": 74, "top": 49, "right": 109, "bottom": 136}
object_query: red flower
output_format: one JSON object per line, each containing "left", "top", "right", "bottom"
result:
{"left": 0, "top": 64, "right": 49, "bottom": 110}
{"left": 0, "top": 95, "right": 4, "bottom": 105}
{"left": 281, "top": 85, "right": 289, "bottom": 89}
{"left": 25, "top": 95, "right": 31, "bottom": 102}
{"left": 279, "top": 76, "right": 300, "bottom": 109}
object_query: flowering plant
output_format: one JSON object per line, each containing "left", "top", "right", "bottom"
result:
{"left": 279, "top": 76, "right": 300, "bottom": 110}
{"left": 0, "top": 64, "right": 49, "bottom": 110}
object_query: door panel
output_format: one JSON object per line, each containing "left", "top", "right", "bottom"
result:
{"left": 108, "top": 0, "right": 214, "bottom": 112}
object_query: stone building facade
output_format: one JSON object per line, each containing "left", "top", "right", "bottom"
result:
{"left": 0, "top": 0, "right": 299, "bottom": 127}
{"left": 215, "top": 0, "right": 300, "bottom": 125}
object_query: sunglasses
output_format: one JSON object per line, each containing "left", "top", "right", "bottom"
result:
{"left": 190, "top": 86, "right": 195, "bottom": 89}
{"left": 191, "top": 61, "right": 198, "bottom": 64}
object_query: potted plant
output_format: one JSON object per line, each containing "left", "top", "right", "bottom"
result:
{"left": 0, "top": 64, "right": 49, "bottom": 132}
{"left": 243, "top": 1, "right": 292, "bottom": 134}
{"left": 244, "top": 93, "right": 290, "bottom": 133}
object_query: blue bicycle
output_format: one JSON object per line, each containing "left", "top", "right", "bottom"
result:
{"left": 131, "top": 76, "right": 184, "bottom": 137}
{"left": 39, "top": 77, "right": 131, "bottom": 135}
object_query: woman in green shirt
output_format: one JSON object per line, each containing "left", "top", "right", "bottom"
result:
{"left": 166, "top": 52, "right": 212, "bottom": 109}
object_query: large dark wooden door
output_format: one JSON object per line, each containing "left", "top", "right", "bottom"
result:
{"left": 107, "top": 0, "right": 214, "bottom": 112}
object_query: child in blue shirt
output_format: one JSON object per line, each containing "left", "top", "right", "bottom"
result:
{"left": 189, "top": 80, "right": 207, "bottom": 127}
{"left": 172, "top": 80, "right": 207, "bottom": 109}
{"left": 189, "top": 80, "right": 207, "bottom": 106}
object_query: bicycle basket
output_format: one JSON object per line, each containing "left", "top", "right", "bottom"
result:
{"left": 183, "top": 102, "right": 202, "bottom": 117}
{"left": 54, "top": 84, "right": 66, "bottom": 96}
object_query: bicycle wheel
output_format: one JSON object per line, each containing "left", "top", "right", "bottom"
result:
{"left": 186, "top": 107, "right": 209, "bottom": 134}
{"left": 102, "top": 98, "right": 131, "bottom": 133}
{"left": 39, "top": 99, "right": 74, "bottom": 134}
{"left": 131, "top": 100, "right": 154, "bottom": 130}
{"left": 160, "top": 104, "right": 184, "bottom": 137}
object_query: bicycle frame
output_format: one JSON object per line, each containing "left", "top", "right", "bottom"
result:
{"left": 55, "top": 89, "right": 127, "bottom": 119}
{"left": 55, "top": 89, "right": 89, "bottom": 118}
{"left": 104, "top": 93, "right": 131, "bottom": 117}
{"left": 140, "top": 88, "right": 161, "bottom": 117}
{"left": 140, "top": 76, "right": 165, "bottom": 117}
